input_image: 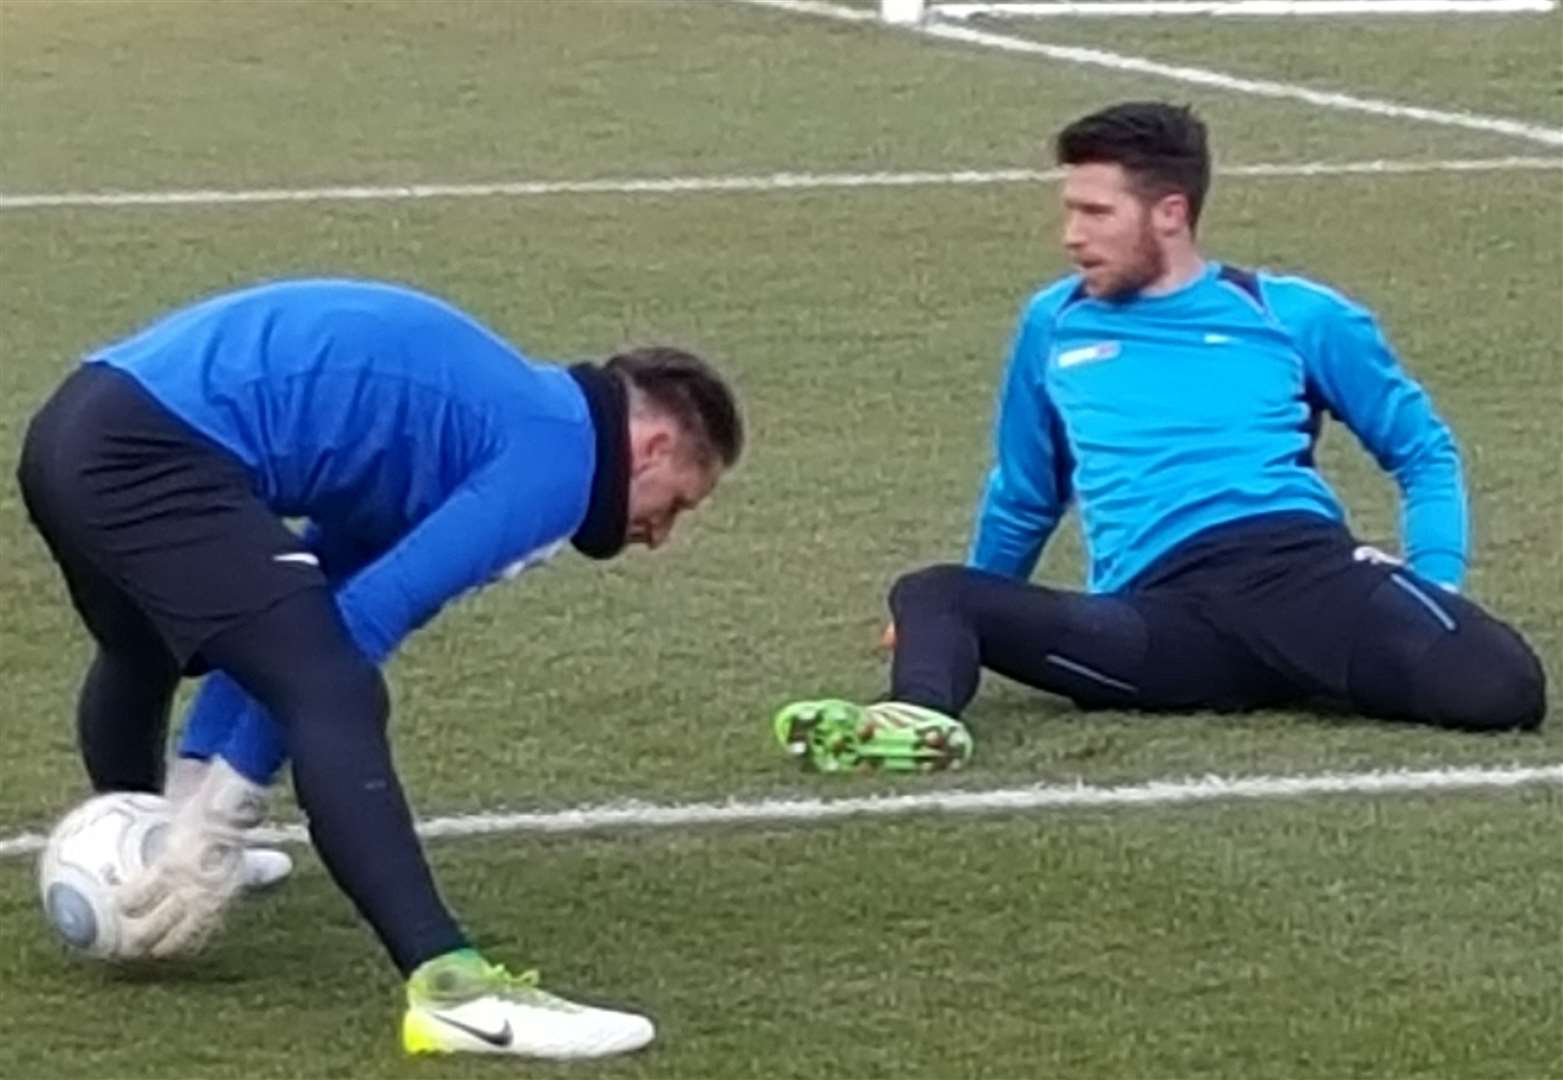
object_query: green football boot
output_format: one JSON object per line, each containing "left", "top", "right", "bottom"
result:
{"left": 772, "top": 699, "right": 973, "bottom": 773}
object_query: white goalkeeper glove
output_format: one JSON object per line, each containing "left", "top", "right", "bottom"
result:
{"left": 164, "top": 756, "right": 293, "bottom": 891}
{"left": 117, "top": 756, "right": 269, "bottom": 959}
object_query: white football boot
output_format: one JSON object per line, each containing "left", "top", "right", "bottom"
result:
{"left": 238, "top": 847, "right": 293, "bottom": 890}
{"left": 402, "top": 951, "right": 655, "bottom": 1059}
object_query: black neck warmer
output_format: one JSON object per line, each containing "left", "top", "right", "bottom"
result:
{"left": 566, "top": 363, "right": 630, "bottom": 560}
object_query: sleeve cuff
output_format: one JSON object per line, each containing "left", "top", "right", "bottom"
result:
{"left": 1409, "top": 550, "right": 1466, "bottom": 592}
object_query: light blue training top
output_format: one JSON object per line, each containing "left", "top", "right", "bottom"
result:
{"left": 968, "top": 262, "right": 1466, "bottom": 592}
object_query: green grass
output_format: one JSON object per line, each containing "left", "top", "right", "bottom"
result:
{"left": 0, "top": 0, "right": 1560, "bottom": 1076}
{"left": 985, "top": 10, "right": 1563, "bottom": 124}
{"left": 0, "top": 0, "right": 1544, "bottom": 195}
{"left": 2, "top": 788, "right": 1560, "bottom": 1078}
{"left": 1, "top": 169, "right": 1557, "bottom": 830}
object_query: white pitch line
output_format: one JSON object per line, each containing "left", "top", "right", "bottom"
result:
{"left": 0, "top": 168, "right": 1042, "bottom": 211}
{"left": 735, "top": 0, "right": 1563, "bottom": 148}
{"left": 2, "top": 763, "right": 1560, "bottom": 861}
{"left": 935, "top": 0, "right": 1557, "bottom": 16}
{"left": 0, "top": 157, "right": 1558, "bottom": 212}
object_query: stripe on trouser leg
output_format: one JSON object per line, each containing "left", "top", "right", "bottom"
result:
{"left": 1043, "top": 653, "right": 1138, "bottom": 694}
{"left": 1389, "top": 573, "right": 1457, "bottom": 632}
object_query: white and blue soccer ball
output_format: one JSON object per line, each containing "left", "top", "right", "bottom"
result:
{"left": 37, "top": 792, "right": 171, "bottom": 960}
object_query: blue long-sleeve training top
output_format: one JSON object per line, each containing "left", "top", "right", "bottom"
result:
{"left": 89, "top": 278, "right": 600, "bottom": 781}
{"left": 969, "top": 262, "right": 1467, "bottom": 593}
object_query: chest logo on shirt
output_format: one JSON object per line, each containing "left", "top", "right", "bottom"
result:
{"left": 1055, "top": 342, "right": 1121, "bottom": 369}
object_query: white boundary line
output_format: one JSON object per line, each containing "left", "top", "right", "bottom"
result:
{"left": 736, "top": 0, "right": 1563, "bottom": 148}
{"left": 935, "top": 0, "right": 1557, "bottom": 16}
{"left": 0, "top": 156, "right": 1558, "bottom": 212}
{"left": 2, "top": 763, "right": 1560, "bottom": 861}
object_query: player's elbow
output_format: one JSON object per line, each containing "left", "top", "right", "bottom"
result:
{"left": 977, "top": 484, "right": 1056, "bottom": 563}
{"left": 1388, "top": 430, "right": 1463, "bottom": 490}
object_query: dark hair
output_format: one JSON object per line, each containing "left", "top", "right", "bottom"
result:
{"left": 606, "top": 346, "right": 744, "bottom": 468}
{"left": 1054, "top": 102, "right": 1211, "bottom": 231}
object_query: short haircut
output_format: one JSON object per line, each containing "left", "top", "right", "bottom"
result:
{"left": 606, "top": 346, "right": 744, "bottom": 468}
{"left": 1055, "top": 102, "right": 1212, "bottom": 231}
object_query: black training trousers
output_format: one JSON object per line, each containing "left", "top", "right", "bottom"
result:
{"left": 888, "top": 513, "right": 1545, "bottom": 731}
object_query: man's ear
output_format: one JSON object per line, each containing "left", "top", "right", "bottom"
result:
{"left": 630, "top": 421, "right": 675, "bottom": 475}
{"left": 1153, "top": 191, "right": 1191, "bottom": 236}
{"left": 646, "top": 426, "right": 675, "bottom": 461}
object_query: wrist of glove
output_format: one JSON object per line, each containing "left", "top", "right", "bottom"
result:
{"left": 116, "top": 756, "right": 269, "bottom": 959}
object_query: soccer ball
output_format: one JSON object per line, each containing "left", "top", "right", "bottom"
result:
{"left": 37, "top": 792, "right": 172, "bottom": 960}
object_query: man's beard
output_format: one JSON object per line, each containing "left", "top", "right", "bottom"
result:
{"left": 1097, "top": 221, "right": 1168, "bottom": 302}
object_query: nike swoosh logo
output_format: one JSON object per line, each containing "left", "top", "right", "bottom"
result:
{"left": 273, "top": 552, "right": 320, "bottom": 567}
{"left": 1056, "top": 342, "right": 1120, "bottom": 369}
{"left": 432, "top": 1013, "right": 513, "bottom": 1048}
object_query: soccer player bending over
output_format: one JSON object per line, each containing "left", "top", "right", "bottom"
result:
{"left": 17, "top": 279, "right": 742, "bottom": 1058}
{"left": 776, "top": 101, "right": 1544, "bottom": 772}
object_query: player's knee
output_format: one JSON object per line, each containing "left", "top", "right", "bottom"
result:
{"left": 322, "top": 656, "right": 390, "bottom": 731}
{"left": 1417, "top": 624, "right": 1546, "bottom": 732}
{"left": 1470, "top": 633, "right": 1546, "bottom": 731}
{"left": 280, "top": 649, "right": 390, "bottom": 734}
{"left": 889, "top": 563, "right": 971, "bottom": 618}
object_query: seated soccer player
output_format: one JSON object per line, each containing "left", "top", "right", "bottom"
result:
{"left": 775, "top": 101, "right": 1545, "bottom": 773}
{"left": 18, "top": 278, "right": 742, "bottom": 1058}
